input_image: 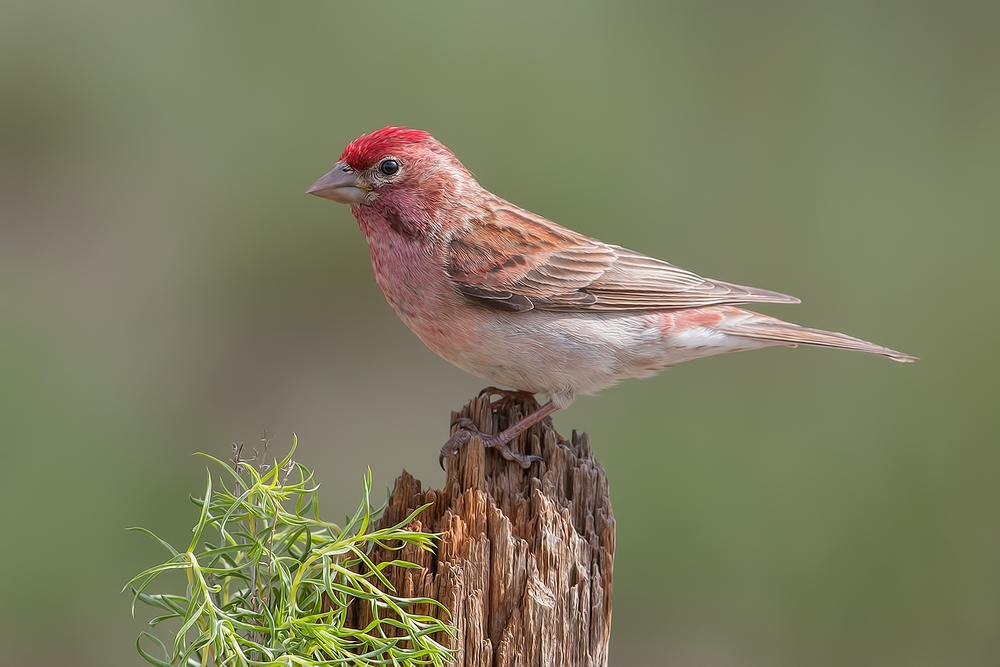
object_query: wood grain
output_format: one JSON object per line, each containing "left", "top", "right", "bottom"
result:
{"left": 348, "top": 393, "right": 615, "bottom": 666}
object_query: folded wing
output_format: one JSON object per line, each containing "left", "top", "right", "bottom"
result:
{"left": 446, "top": 204, "right": 799, "bottom": 313}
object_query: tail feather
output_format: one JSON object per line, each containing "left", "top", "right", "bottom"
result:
{"left": 721, "top": 317, "right": 917, "bottom": 363}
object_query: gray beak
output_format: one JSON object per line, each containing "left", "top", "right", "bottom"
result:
{"left": 307, "top": 162, "right": 370, "bottom": 205}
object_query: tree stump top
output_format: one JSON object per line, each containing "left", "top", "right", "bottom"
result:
{"left": 351, "top": 393, "right": 615, "bottom": 667}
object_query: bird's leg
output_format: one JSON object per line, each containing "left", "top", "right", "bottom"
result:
{"left": 440, "top": 400, "right": 558, "bottom": 470}
{"left": 477, "top": 386, "right": 539, "bottom": 410}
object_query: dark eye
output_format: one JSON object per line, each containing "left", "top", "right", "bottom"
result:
{"left": 379, "top": 159, "right": 399, "bottom": 176}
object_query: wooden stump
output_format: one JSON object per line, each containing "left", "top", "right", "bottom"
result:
{"left": 349, "top": 393, "right": 615, "bottom": 667}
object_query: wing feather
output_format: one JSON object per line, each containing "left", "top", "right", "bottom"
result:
{"left": 446, "top": 204, "right": 799, "bottom": 313}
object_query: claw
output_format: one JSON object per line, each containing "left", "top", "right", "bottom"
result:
{"left": 450, "top": 416, "right": 477, "bottom": 429}
{"left": 495, "top": 448, "right": 544, "bottom": 469}
{"left": 440, "top": 396, "right": 557, "bottom": 471}
{"left": 439, "top": 426, "right": 473, "bottom": 469}
{"left": 478, "top": 386, "right": 538, "bottom": 410}
{"left": 439, "top": 418, "right": 542, "bottom": 470}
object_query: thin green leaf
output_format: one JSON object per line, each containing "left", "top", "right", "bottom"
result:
{"left": 187, "top": 469, "right": 213, "bottom": 553}
{"left": 126, "top": 526, "right": 180, "bottom": 557}
{"left": 136, "top": 632, "right": 174, "bottom": 667}
{"left": 127, "top": 447, "right": 454, "bottom": 667}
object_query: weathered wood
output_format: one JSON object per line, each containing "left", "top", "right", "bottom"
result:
{"left": 349, "top": 393, "right": 615, "bottom": 667}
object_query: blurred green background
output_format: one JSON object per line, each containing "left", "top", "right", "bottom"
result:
{"left": 1, "top": 1, "right": 998, "bottom": 665}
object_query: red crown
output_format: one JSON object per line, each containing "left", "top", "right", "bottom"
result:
{"left": 340, "top": 127, "right": 432, "bottom": 171}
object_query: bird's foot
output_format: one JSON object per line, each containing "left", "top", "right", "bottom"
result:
{"left": 478, "top": 386, "right": 539, "bottom": 410}
{"left": 439, "top": 417, "right": 543, "bottom": 470}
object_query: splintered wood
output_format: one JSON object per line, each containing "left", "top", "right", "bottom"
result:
{"left": 348, "top": 393, "right": 615, "bottom": 667}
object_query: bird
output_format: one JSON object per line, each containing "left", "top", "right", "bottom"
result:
{"left": 307, "top": 126, "right": 915, "bottom": 468}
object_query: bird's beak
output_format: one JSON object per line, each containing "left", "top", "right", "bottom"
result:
{"left": 306, "top": 162, "right": 370, "bottom": 205}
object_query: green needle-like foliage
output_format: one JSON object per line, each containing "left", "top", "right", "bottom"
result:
{"left": 125, "top": 438, "right": 454, "bottom": 667}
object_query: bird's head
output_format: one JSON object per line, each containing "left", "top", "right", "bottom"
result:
{"left": 307, "top": 127, "right": 471, "bottom": 212}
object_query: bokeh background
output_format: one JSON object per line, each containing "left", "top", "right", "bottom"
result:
{"left": 1, "top": 2, "right": 998, "bottom": 665}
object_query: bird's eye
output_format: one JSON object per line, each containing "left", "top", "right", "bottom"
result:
{"left": 378, "top": 159, "right": 400, "bottom": 176}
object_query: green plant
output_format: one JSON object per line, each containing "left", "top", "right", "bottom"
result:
{"left": 125, "top": 439, "right": 454, "bottom": 666}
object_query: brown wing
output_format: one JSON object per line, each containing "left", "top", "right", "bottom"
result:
{"left": 446, "top": 205, "right": 800, "bottom": 313}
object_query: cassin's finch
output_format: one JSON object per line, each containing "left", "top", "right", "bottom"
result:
{"left": 308, "top": 127, "right": 914, "bottom": 468}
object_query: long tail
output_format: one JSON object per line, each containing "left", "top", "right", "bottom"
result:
{"left": 719, "top": 312, "right": 917, "bottom": 363}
